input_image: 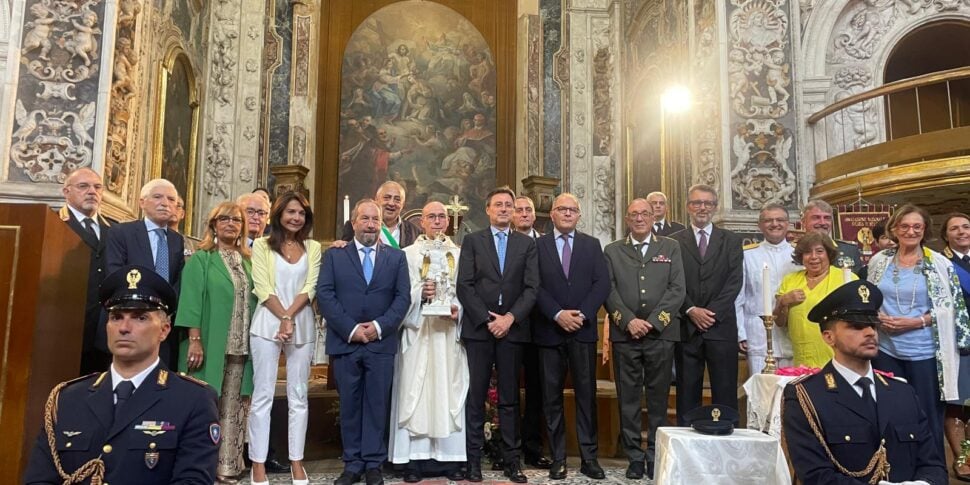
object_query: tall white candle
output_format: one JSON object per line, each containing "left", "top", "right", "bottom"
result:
{"left": 763, "top": 262, "right": 772, "bottom": 316}
{"left": 343, "top": 195, "right": 350, "bottom": 223}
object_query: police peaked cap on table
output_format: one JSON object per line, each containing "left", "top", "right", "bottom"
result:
{"left": 807, "top": 280, "right": 883, "bottom": 330}
{"left": 99, "top": 265, "right": 177, "bottom": 315}
{"left": 685, "top": 405, "right": 739, "bottom": 435}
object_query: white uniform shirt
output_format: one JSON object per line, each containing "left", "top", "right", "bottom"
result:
{"left": 735, "top": 239, "right": 800, "bottom": 372}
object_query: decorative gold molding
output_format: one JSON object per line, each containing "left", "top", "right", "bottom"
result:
{"left": 151, "top": 47, "right": 200, "bottom": 231}
{"left": 0, "top": 225, "right": 21, "bottom": 416}
{"left": 811, "top": 155, "right": 970, "bottom": 203}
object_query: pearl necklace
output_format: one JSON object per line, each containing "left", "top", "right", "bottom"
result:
{"left": 891, "top": 254, "right": 922, "bottom": 315}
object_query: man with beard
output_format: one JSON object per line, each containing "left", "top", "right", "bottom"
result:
{"left": 800, "top": 199, "right": 862, "bottom": 271}
{"left": 59, "top": 167, "right": 113, "bottom": 374}
{"left": 782, "top": 281, "right": 946, "bottom": 485}
{"left": 319, "top": 199, "right": 411, "bottom": 485}
{"left": 340, "top": 181, "right": 421, "bottom": 249}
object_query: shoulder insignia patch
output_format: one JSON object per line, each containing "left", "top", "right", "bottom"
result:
{"left": 177, "top": 372, "right": 209, "bottom": 387}
{"left": 824, "top": 373, "right": 837, "bottom": 390}
{"left": 744, "top": 242, "right": 760, "bottom": 250}
{"left": 209, "top": 423, "right": 221, "bottom": 445}
{"left": 157, "top": 369, "right": 168, "bottom": 387}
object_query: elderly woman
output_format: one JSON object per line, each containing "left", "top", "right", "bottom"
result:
{"left": 248, "top": 192, "right": 321, "bottom": 485}
{"left": 941, "top": 212, "right": 970, "bottom": 480}
{"left": 867, "top": 204, "right": 970, "bottom": 464}
{"left": 176, "top": 201, "right": 254, "bottom": 483}
{"left": 774, "top": 232, "right": 856, "bottom": 368}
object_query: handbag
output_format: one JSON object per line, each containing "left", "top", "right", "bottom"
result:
{"left": 312, "top": 313, "right": 328, "bottom": 365}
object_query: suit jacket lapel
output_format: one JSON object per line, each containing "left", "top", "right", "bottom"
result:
{"left": 875, "top": 374, "right": 895, "bottom": 435}
{"left": 705, "top": 227, "right": 724, "bottom": 263}
{"left": 828, "top": 365, "right": 878, "bottom": 426}
{"left": 85, "top": 373, "right": 114, "bottom": 432}
{"left": 642, "top": 237, "right": 661, "bottom": 263}
{"left": 679, "top": 230, "right": 703, "bottom": 264}
{"left": 167, "top": 231, "right": 181, "bottom": 275}
{"left": 108, "top": 367, "right": 165, "bottom": 440}
{"left": 620, "top": 238, "right": 642, "bottom": 263}
{"left": 137, "top": 223, "right": 154, "bottom": 266}
{"left": 344, "top": 243, "right": 366, "bottom": 283}
{"left": 485, "top": 230, "right": 501, "bottom": 276}
{"left": 541, "top": 235, "right": 566, "bottom": 280}
{"left": 370, "top": 243, "right": 389, "bottom": 287}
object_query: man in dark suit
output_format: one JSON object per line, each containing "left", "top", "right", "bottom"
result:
{"left": 669, "top": 184, "right": 743, "bottom": 424}
{"left": 106, "top": 178, "right": 185, "bottom": 369}
{"left": 533, "top": 193, "right": 610, "bottom": 480}
{"left": 783, "top": 280, "right": 947, "bottom": 485}
{"left": 604, "top": 198, "right": 686, "bottom": 480}
{"left": 24, "top": 265, "right": 219, "bottom": 484}
{"left": 646, "top": 191, "right": 685, "bottom": 237}
{"left": 340, "top": 181, "right": 421, "bottom": 249}
{"left": 59, "top": 167, "right": 113, "bottom": 375}
{"left": 512, "top": 195, "right": 551, "bottom": 469}
{"left": 457, "top": 187, "right": 539, "bottom": 483}
{"left": 318, "top": 199, "right": 411, "bottom": 485}
{"left": 800, "top": 199, "right": 862, "bottom": 270}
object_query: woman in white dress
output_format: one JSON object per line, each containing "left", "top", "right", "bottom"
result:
{"left": 247, "top": 192, "right": 321, "bottom": 485}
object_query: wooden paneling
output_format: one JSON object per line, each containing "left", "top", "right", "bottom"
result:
{"left": 315, "top": 0, "right": 518, "bottom": 239}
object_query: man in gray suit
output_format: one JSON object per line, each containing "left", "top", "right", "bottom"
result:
{"left": 604, "top": 199, "right": 686, "bottom": 480}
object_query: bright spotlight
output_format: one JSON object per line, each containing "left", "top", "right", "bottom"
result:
{"left": 661, "top": 85, "right": 692, "bottom": 113}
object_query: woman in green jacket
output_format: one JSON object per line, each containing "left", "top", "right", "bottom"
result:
{"left": 176, "top": 201, "right": 256, "bottom": 483}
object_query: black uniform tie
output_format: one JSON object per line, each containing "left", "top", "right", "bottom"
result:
{"left": 114, "top": 380, "right": 135, "bottom": 424}
{"left": 83, "top": 217, "right": 98, "bottom": 242}
{"left": 856, "top": 376, "right": 878, "bottom": 420}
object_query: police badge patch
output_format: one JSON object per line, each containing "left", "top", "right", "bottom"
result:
{"left": 209, "top": 423, "right": 221, "bottom": 445}
{"left": 145, "top": 443, "right": 159, "bottom": 469}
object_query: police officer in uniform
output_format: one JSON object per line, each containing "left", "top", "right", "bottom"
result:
{"left": 782, "top": 280, "right": 947, "bottom": 485}
{"left": 24, "top": 265, "right": 219, "bottom": 484}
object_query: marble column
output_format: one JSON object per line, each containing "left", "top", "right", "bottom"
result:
{"left": 287, "top": 0, "right": 317, "bottom": 183}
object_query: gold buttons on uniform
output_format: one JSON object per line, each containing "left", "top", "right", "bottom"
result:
{"left": 909, "top": 433, "right": 915, "bottom": 439}
{"left": 844, "top": 436, "right": 851, "bottom": 442}
{"left": 641, "top": 289, "right": 646, "bottom": 294}
{"left": 103, "top": 444, "right": 112, "bottom": 453}
{"left": 150, "top": 443, "right": 157, "bottom": 450}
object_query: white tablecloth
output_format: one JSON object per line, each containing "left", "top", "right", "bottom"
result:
{"left": 655, "top": 427, "right": 791, "bottom": 485}
{"left": 742, "top": 373, "right": 798, "bottom": 438}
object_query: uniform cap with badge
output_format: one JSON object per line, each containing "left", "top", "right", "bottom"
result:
{"left": 807, "top": 280, "right": 883, "bottom": 330}
{"left": 684, "top": 405, "right": 740, "bottom": 435}
{"left": 99, "top": 265, "right": 177, "bottom": 314}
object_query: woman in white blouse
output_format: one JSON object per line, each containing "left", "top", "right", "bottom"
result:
{"left": 247, "top": 192, "right": 321, "bottom": 485}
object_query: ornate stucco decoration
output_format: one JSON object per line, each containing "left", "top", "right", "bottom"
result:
{"left": 104, "top": 0, "right": 141, "bottom": 198}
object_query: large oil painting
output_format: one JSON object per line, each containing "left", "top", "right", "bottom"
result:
{"left": 338, "top": 1, "right": 496, "bottom": 231}
{"left": 154, "top": 52, "right": 197, "bottom": 230}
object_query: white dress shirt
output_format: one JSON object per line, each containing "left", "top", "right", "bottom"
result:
{"left": 831, "top": 358, "right": 876, "bottom": 401}
{"left": 110, "top": 358, "right": 160, "bottom": 403}
{"left": 351, "top": 239, "right": 383, "bottom": 340}
{"left": 68, "top": 205, "right": 101, "bottom": 239}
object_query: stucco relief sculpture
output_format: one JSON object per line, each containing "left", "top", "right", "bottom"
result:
{"left": 829, "top": 67, "right": 878, "bottom": 153}
{"left": 104, "top": 0, "right": 140, "bottom": 198}
{"left": 11, "top": 100, "right": 96, "bottom": 183}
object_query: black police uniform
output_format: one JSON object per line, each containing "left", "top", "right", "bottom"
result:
{"left": 23, "top": 266, "right": 219, "bottom": 484}
{"left": 781, "top": 281, "right": 947, "bottom": 485}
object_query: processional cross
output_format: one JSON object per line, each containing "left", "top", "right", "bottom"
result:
{"left": 444, "top": 194, "right": 469, "bottom": 234}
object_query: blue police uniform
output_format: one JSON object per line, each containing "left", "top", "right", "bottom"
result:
{"left": 23, "top": 265, "right": 220, "bottom": 484}
{"left": 781, "top": 280, "right": 947, "bottom": 485}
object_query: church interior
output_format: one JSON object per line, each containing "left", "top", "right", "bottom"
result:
{"left": 2, "top": 0, "right": 970, "bottom": 482}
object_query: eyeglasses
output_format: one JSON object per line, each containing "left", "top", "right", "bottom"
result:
{"left": 896, "top": 224, "right": 925, "bottom": 233}
{"left": 687, "top": 200, "right": 716, "bottom": 208}
{"left": 70, "top": 183, "right": 104, "bottom": 192}
{"left": 245, "top": 208, "right": 269, "bottom": 218}
{"left": 553, "top": 206, "right": 580, "bottom": 214}
{"left": 216, "top": 216, "right": 243, "bottom": 224}
{"left": 627, "top": 211, "right": 652, "bottom": 220}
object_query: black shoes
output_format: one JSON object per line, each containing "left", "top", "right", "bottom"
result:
{"left": 265, "top": 457, "right": 291, "bottom": 474}
{"left": 580, "top": 459, "right": 605, "bottom": 480}
{"left": 334, "top": 471, "right": 361, "bottom": 485}
{"left": 524, "top": 454, "right": 553, "bottom": 469}
{"left": 504, "top": 462, "right": 529, "bottom": 483}
{"left": 548, "top": 460, "right": 567, "bottom": 480}
{"left": 364, "top": 468, "right": 383, "bottom": 485}
{"left": 647, "top": 458, "right": 655, "bottom": 480}
{"left": 466, "top": 461, "right": 484, "bottom": 482}
{"left": 402, "top": 468, "right": 421, "bottom": 483}
{"left": 626, "top": 461, "right": 645, "bottom": 479}
{"left": 446, "top": 467, "right": 466, "bottom": 481}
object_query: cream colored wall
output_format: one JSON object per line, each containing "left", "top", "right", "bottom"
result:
{"left": 518, "top": 0, "right": 538, "bottom": 16}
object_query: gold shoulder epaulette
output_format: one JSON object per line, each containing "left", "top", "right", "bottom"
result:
{"left": 177, "top": 372, "right": 210, "bottom": 387}
{"left": 743, "top": 242, "right": 760, "bottom": 250}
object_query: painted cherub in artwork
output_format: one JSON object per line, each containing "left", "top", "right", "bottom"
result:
{"left": 22, "top": 4, "right": 56, "bottom": 60}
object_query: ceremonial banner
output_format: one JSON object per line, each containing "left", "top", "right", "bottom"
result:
{"left": 836, "top": 204, "right": 892, "bottom": 264}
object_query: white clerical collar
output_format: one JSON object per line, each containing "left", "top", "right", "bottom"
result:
{"left": 111, "top": 357, "right": 160, "bottom": 392}
{"left": 830, "top": 358, "right": 874, "bottom": 389}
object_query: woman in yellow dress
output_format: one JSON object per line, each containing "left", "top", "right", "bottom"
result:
{"left": 774, "top": 232, "right": 857, "bottom": 367}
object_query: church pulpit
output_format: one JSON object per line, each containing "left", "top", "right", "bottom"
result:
{"left": 0, "top": 203, "right": 89, "bottom": 480}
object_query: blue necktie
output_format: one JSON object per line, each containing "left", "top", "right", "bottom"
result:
{"left": 362, "top": 247, "right": 374, "bottom": 284}
{"left": 496, "top": 231, "right": 507, "bottom": 275}
{"left": 154, "top": 228, "right": 170, "bottom": 282}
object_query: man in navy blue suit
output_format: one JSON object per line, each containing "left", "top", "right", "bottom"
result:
{"left": 105, "top": 178, "right": 185, "bottom": 368}
{"left": 318, "top": 199, "right": 411, "bottom": 485}
{"left": 533, "top": 193, "right": 610, "bottom": 480}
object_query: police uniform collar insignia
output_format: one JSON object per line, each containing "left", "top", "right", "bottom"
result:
{"left": 825, "top": 373, "right": 837, "bottom": 390}
{"left": 945, "top": 246, "right": 954, "bottom": 258}
{"left": 90, "top": 372, "right": 108, "bottom": 389}
{"left": 145, "top": 442, "right": 159, "bottom": 469}
{"left": 157, "top": 369, "right": 168, "bottom": 387}
{"left": 210, "top": 423, "right": 221, "bottom": 444}
{"left": 127, "top": 269, "right": 142, "bottom": 289}
{"left": 659, "top": 311, "right": 671, "bottom": 325}
{"left": 858, "top": 285, "right": 870, "bottom": 304}
{"left": 876, "top": 373, "right": 889, "bottom": 386}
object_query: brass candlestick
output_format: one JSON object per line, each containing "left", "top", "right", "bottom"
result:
{"left": 760, "top": 314, "right": 777, "bottom": 374}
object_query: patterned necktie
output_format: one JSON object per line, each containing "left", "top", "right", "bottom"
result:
{"left": 154, "top": 228, "right": 170, "bottom": 282}
{"left": 698, "top": 229, "right": 708, "bottom": 259}
{"left": 560, "top": 234, "right": 572, "bottom": 278}
{"left": 83, "top": 217, "right": 98, "bottom": 242}
{"left": 856, "top": 376, "right": 878, "bottom": 419}
{"left": 496, "top": 231, "right": 507, "bottom": 274}
{"left": 361, "top": 247, "right": 374, "bottom": 284}
{"left": 114, "top": 380, "right": 135, "bottom": 424}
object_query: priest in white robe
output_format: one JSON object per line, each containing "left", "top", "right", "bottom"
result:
{"left": 388, "top": 201, "right": 469, "bottom": 482}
